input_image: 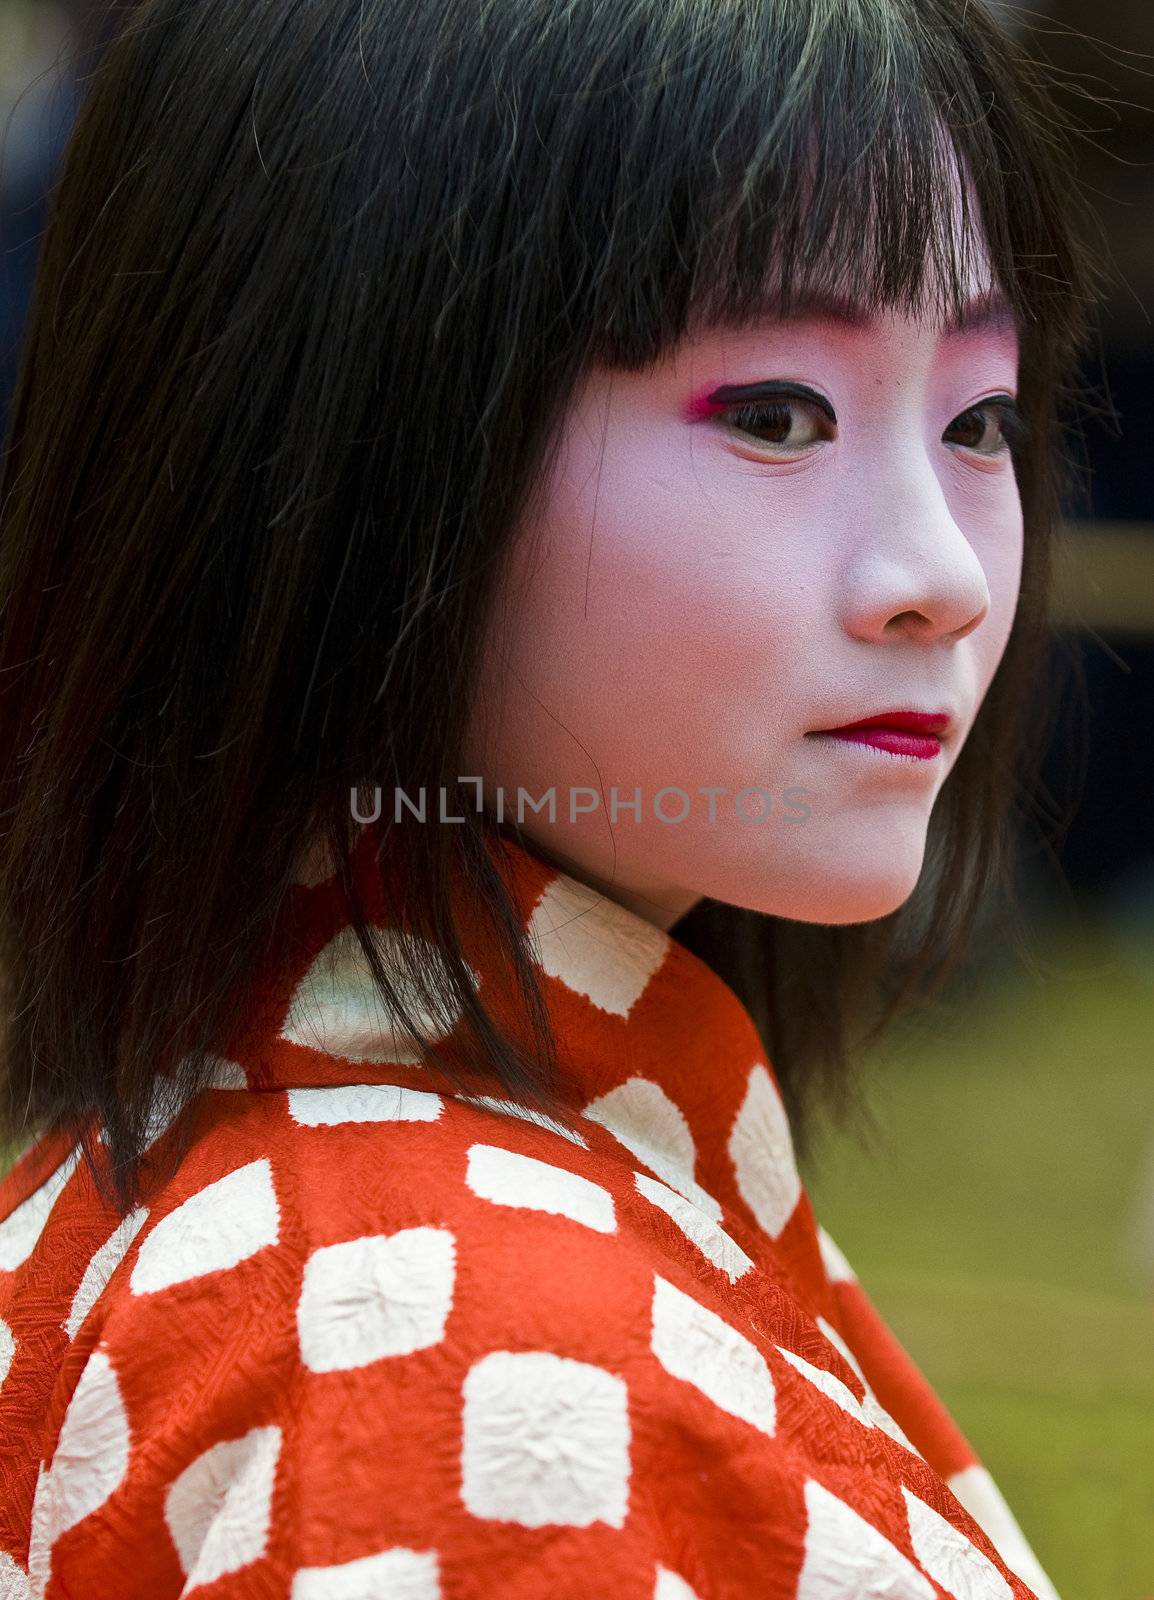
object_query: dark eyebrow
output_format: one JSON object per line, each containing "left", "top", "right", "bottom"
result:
{"left": 753, "top": 284, "right": 1019, "bottom": 339}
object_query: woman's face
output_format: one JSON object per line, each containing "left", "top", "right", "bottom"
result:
{"left": 463, "top": 251, "right": 1023, "bottom": 931}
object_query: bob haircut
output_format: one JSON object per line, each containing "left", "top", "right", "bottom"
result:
{"left": 0, "top": 0, "right": 1101, "bottom": 1214}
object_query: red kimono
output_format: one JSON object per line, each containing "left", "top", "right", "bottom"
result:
{"left": 0, "top": 820, "right": 1060, "bottom": 1598}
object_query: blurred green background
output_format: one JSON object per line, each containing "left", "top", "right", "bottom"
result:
{"left": 803, "top": 906, "right": 1154, "bottom": 1600}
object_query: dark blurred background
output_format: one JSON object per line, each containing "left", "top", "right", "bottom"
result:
{"left": 1009, "top": 0, "right": 1154, "bottom": 942}
{"left": 1, "top": 2, "right": 1152, "bottom": 1594}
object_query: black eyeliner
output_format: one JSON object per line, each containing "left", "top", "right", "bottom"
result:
{"left": 701, "top": 380, "right": 837, "bottom": 423}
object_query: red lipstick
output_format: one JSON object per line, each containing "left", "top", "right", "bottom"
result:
{"left": 808, "top": 709, "right": 951, "bottom": 762}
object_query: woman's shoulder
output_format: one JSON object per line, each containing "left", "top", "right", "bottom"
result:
{"left": 3, "top": 1076, "right": 772, "bottom": 1597}
{"left": 0, "top": 1071, "right": 655, "bottom": 1323}
{"left": 3, "top": 1070, "right": 776, "bottom": 1445}
{"left": 82, "top": 1073, "right": 764, "bottom": 1351}
{"left": 1, "top": 1075, "right": 1053, "bottom": 1600}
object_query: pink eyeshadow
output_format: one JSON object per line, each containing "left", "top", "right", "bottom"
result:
{"left": 683, "top": 386, "right": 730, "bottom": 422}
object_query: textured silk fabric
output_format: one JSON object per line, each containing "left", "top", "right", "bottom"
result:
{"left": 0, "top": 820, "right": 1060, "bottom": 1600}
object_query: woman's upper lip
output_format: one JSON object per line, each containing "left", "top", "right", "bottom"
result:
{"left": 811, "top": 709, "right": 953, "bottom": 735}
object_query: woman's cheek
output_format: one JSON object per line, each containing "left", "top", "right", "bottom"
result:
{"left": 966, "top": 498, "right": 1024, "bottom": 679}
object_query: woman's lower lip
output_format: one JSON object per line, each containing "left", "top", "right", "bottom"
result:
{"left": 810, "top": 729, "right": 943, "bottom": 760}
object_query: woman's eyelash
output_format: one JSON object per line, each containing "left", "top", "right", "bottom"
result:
{"left": 707, "top": 383, "right": 835, "bottom": 450}
{"left": 706, "top": 380, "right": 836, "bottom": 423}
{"left": 960, "top": 397, "right": 1031, "bottom": 453}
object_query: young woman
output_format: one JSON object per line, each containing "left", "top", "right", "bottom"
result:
{"left": 0, "top": 0, "right": 1099, "bottom": 1594}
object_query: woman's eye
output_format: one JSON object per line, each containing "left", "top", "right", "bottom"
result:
{"left": 942, "top": 400, "right": 1026, "bottom": 458}
{"left": 725, "top": 396, "right": 836, "bottom": 454}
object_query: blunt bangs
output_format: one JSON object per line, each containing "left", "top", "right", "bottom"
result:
{"left": 570, "top": 0, "right": 1087, "bottom": 372}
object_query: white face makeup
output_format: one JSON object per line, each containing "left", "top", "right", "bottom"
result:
{"left": 462, "top": 247, "right": 1024, "bottom": 932}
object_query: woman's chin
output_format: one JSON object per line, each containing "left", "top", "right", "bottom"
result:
{"left": 697, "top": 848, "right": 925, "bottom": 925}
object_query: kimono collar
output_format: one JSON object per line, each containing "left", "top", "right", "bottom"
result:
{"left": 230, "top": 817, "right": 822, "bottom": 1296}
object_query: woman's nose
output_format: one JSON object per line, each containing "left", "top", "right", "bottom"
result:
{"left": 840, "top": 455, "right": 994, "bottom": 645}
